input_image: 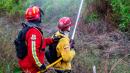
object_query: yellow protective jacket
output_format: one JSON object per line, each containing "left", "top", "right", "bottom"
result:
{"left": 53, "top": 31, "right": 75, "bottom": 70}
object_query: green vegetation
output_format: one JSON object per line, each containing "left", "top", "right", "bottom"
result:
{"left": 109, "top": 0, "right": 130, "bottom": 31}
{"left": 83, "top": 0, "right": 130, "bottom": 31}
{"left": 0, "top": 0, "right": 80, "bottom": 21}
{"left": 0, "top": 0, "right": 37, "bottom": 16}
{"left": 1, "top": 0, "right": 130, "bottom": 31}
{"left": 0, "top": 0, "right": 24, "bottom": 16}
{"left": 86, "top": 12, "right": 99, "bottom": 22}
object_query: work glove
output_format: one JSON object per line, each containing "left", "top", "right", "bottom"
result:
{"left": 40, "top": 64, "right": 47, "bottom": 73}
{"left": 70, "top": 39, "right": 75, "bottom": 49}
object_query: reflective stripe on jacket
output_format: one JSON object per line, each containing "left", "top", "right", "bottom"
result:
{"left": 18, "top": 27, "right": 53, "bottom": 73}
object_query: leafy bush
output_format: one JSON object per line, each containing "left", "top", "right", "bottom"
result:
{"left": 109, "top": 0, "right": 130, "bottom": 31}
{"left": 0, "top": 0, "right": 37, "bottom": 16}
{"left": 0, "top": 0, "right": 24, "bottom": 16}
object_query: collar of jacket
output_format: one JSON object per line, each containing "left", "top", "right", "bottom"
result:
{"left": 54, "top": 31, "right": 69, "bottom": 39}
{"left": 59, "top": 31, "right": 69, "bottom": 37}
{"left": 26, "top": 21, "right": 41, "bottom": 27}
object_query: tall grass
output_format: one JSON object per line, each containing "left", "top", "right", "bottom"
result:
{"left": 0, "top": 24, "right": 19, "bottom": 73}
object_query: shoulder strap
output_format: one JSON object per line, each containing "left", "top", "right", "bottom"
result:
{"left": 16, "top": 25, "right": 30, "bottom": 41}
{"left": 21, "top": 22, "right": 43, "bottom": 49}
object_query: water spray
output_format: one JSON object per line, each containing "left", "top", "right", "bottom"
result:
{"left": 71, "top": 0, "right": 84, "bottom": 40}
{"left": 71, "top": 1, "right": 97, "bottom": 72}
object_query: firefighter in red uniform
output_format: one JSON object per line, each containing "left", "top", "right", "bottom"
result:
{"left": 18, "top": 6, "right": 53, "bottom": 73}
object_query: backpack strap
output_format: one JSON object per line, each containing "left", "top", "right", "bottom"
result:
{"left": 22, "top": 22, "right": 44, "bottom": 50}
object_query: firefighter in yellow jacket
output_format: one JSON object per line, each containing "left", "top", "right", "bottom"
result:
{"left": 45, "top": 17, "right": 75, "bottom": 73}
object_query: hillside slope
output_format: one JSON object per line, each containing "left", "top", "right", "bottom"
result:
{"left": 73, "top": 20, "right": 130, "bottom": 73}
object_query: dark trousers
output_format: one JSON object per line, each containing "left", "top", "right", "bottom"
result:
{"left": 55, "top": 70, "right": 72, "bottom": 73}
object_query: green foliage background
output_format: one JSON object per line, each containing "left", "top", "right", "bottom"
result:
{"left": 83, "top": 0, "right": 130, "bottom": 31}
{"left": 0, "top": 0, "right": 130, "bottom": 31}
{"left": 0, "top": 0, "right": 23, "bottom": 15}
{"left": 109, "top": 0, "right": 130, "bottom": 31}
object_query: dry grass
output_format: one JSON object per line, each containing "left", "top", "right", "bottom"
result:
{"left": 72, "top": 20, "right": 130, "bottom": 73}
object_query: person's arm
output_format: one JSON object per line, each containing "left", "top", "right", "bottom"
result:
{"left": 45, "top": 35, "right": 62, "bottom": 45}
{"left": 26, "top": 28, "right": 46, "bottom": 69}
{"left": 44, "top": 37, "right": 54, "bottom": 45}
{"left": 56, "top": 38, "right": 75, "bottom": 62}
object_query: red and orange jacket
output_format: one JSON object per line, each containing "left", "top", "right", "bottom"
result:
{"left": 18, "top": 27, "right": 53, "bottom": 73}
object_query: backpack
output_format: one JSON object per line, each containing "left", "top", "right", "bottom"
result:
{"left": 45, "top": 33, "right": 62, "bottom": 63}
{"left": 14, "top": 23, "right": 43, "bottom": 59}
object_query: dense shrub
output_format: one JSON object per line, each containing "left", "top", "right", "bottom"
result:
{"left": 83, "top": 0, "right": 130, "bottom": 31}
{"left": 109, "top": 0, "right": 130, "bottom": 31}
{"left": 0, "top": 0, "right": 24, "bottom": 16}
